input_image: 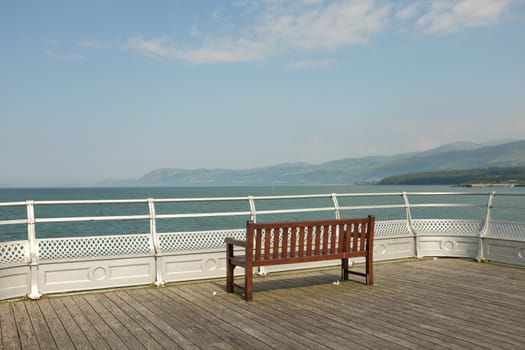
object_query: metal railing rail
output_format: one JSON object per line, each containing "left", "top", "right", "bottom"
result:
{"left": 1, "top": 191, "right": 524, "bottom": 238}
{"left": 1, "top": 191, "right": 524, "bottom": 300}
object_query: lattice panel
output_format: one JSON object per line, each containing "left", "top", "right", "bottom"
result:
{"left": 159, "top": 229, "right": 245, "bottom": 253}
{"left": 411, "top": 219, "right": 482, "bottom": 236}
{"left": 374, "top": 220, "right": 411, "bottom": 238}
{"left": 38, "top": 234, "right": 153, "bottom": 261}
{"left": 0, "top": 241, "right": 28, "bottom": 265}
{"left": 486, "top": 221, "right": 525, "bottom": 241}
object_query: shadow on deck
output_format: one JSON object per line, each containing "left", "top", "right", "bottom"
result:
{"left": 1, "top": 258, "right": 524, "bottom": 349}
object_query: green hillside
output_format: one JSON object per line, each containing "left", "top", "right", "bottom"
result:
{"left": 378, "top": 167, "right": 525, "bottom": 185}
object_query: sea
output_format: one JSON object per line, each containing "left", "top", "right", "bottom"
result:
{"left": 1, "top": 185, "right": 524, "bottom": 242}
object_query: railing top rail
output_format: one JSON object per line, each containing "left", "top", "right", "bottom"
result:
{"left": 254, "top": 207, "right": 335, "bottom": 216}
{"left": 156, "top": 211, "right": 252, "bottom": 219}
{"left": 409, "top": 203, "right": 486, "bottom": 208}
{"left": 339, "top": 204, "right": 408, "bottom": 210}
{"left": 0, "top": 219, "right": 27, "bottom": 225}
{"left": 2, "top": 191, "right": 524, "bottom": 208}
{"left": 154, "top": 196, "right": 250, "bottom": 203}
{"left": 35, "top": 214, "right": 151, "bottom": 224}
{"left": 404, "top": 192, "right": 491, "bottom": 196}
{"left": 336, "top": 192, "right": 406, "bottom": 197}
{"left": 251, "top": 193, "right": 332, "bottom": 200}
{"left": 0, "top": 201, "right": 27, "bottom": 207}
{"left": 32, "top": 199, "right": 149, "bottom": 205}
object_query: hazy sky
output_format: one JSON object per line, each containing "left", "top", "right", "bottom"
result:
{"left": 2, "top": 0, "right": 525, "bottom": 186}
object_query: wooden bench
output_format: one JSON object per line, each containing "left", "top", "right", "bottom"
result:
{"left": 225, "top": 215, "right": 375, "bottom": 301}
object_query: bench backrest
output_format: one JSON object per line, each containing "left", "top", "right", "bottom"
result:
{"left": 245, "top": 216, "right": 375, "bottom": 266}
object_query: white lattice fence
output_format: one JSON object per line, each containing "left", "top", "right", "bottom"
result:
{"left": 37, "top": 234, "right": 153, "bottom": 261}
{"left": 486, "top": 221, "right": 525, "bottom": 241}
{"left": 411, "top": 219, "right": 482, "bottom": 236}
{"left": 374, "top": 220, "right": 411, "bottom": 238}
{"left": 159, "top": 229, "right": 245, "bottom": 253}
{"left": 0, "top": 241, "right": 28, "bottom": 265}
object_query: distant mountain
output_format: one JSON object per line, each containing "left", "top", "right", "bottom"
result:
{"left": 97, "top": 140, "right": 525, "bottom": 186}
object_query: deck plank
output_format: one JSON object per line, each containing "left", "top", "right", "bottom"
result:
{"left": 60, "top": 295, "right": 111, "bottom": 349}
{"left": 11, "top": 302, "right": 39, "bottom": 350}
{"left": 81, "top": 294, "right": 148, "bottom": 350}
{"left": 88, "top": 293, "right": 164, "bottom": 350}
{"left": 195, "top": 281, "right": 385, "bottom": 350}
{"left": 1, "top": 258, "right": 524, "bottom": 349}
{"left": 157, "top": 287, "right": 272, "bottom": 349}
{"left": 0, "top": 302, "right": 21, "bottom": 350}
{"left": 377, "top": 262, "right": 525, "bottom": 347}
{"left": 46, "top": 297, "right": 93, "bottom": 350}
{"left": 129, "top": 287, "right": 222, "bottom": 349}
{"left": 104, "top": 291, "right": 184, "bottom": 350}
{"left": 252, "top": 275, "right": 435, "bottom": 350}
{"left": 36, "top": 299, "right": 74, "bottom": 350}
{"left": 261, "top": 287, "right": 449, "bottom": 349}
{"left": 171, "top": 282, "right": 336, "bottom": 350}
{"left": 23, "top": 300, "right": 57, "bottom": 350}
{"left": 114, "top": 290, "right": 195, "bottom": 349}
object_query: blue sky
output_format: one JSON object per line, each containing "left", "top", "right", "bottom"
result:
{"left": 1, "top": 0, "right": 525, "bottom": 186}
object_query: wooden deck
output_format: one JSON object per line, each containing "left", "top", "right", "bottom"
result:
{"left": 1, "top": 258, "right": 524, "bottom": 349}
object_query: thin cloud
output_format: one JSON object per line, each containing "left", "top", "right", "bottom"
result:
{"left": 124, "top": 36, "right": 268, "bottom": 63}
{"left": 78, "top": 0, "right": 519, "bottom": 64}
{"left": 257, "top": 0, "right": 391, "bottom": 50}
{"left": 416, "top": 0, "right": 515, "bottom": 33}
{"left": 287, "top": 58, "right": 336, "bottom": 69}
{"left": 396, "top": 2, "right": 421, "bottom": 20}
{"left": 125, "top": 0, "right": 391, "bottom": 64}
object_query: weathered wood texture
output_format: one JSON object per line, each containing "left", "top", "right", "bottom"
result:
{"left": 226, "top": 216, "right": 375, "bottom": 300}
{"left": 1, "top": 258, "right": 524, "bottom": 349}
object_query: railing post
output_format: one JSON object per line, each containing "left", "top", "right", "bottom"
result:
{"left": 248, "top": 196, "right": 256, "bottom": 223}
{"left": 402, "top": 192, "right": 420, "bottom": 258}
{"left": 331, "top": 193, "right": 341, "bottom": 220}
{"left": 26, "top": 200, "right": 41, "bottom": 299}
{"left": 476, "top": 191, "right": 496, "bottom": 262}
{"left": 148, "top": 198, "right": 164, "bottom": 287}
{"left": 247, "top": 196, "right": 266, "bottom": 275}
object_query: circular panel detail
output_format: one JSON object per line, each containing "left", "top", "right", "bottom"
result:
{"left": 375, "top": 244, "right": 387, "bottom": 255}
{"left": 202, "top": 258, "right": 218, "bottom": 272}
{"left": 91, "top": 266, "right": 109, "bottom": 281}
{"left": 441, "top": 240, "right": 455, "bottom": 251}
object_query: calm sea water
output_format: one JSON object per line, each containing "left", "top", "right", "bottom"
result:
{"left": 1, "top": 185, "right": 524, "bottom": 242}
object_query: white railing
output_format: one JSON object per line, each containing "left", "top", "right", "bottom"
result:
{"left": 0, "top": 191, "right": 524, "bottom": 300}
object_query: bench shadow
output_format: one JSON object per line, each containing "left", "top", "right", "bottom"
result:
{"left": 213, "top": 268, "right": 368, "bottom": 296}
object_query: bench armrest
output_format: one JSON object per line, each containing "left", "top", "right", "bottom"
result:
{"left": 225, "top": 238, "right": 247, "bottom": 247}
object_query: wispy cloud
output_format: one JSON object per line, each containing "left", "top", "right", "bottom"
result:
{"left": 287, "top": 58, "right": 336, "bottom": 69}
{"left": 416, "top": 0, "right": 515, "bottom": 33}
{"left": 396, "top": 2, "right": 421, "bottom": 21}
{"left": 120, "top": 0, "right": 390, "bottom": 64}
{"left": 256, "top": 0, "right": 390, "bottom": 50}
{"left": 123, "top": 36, "right": 268, "bottom": 63}
{"left": 78, "top": 0, "right": 519, "bottom": 64}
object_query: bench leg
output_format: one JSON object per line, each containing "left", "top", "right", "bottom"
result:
{"left": 366, "top": 256, "right": 373, "bottom": 285}
{"left": 341, "top": 258, "right": 349, "bottom": 281}
{"left": 226, "top": 244, "right": 234, "bottom": 293}
{"left": 226, "top": 264, "right": 234, "bottom": 293}
{"left": 245, "top": 265, "right": 253, "bottom": 301}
